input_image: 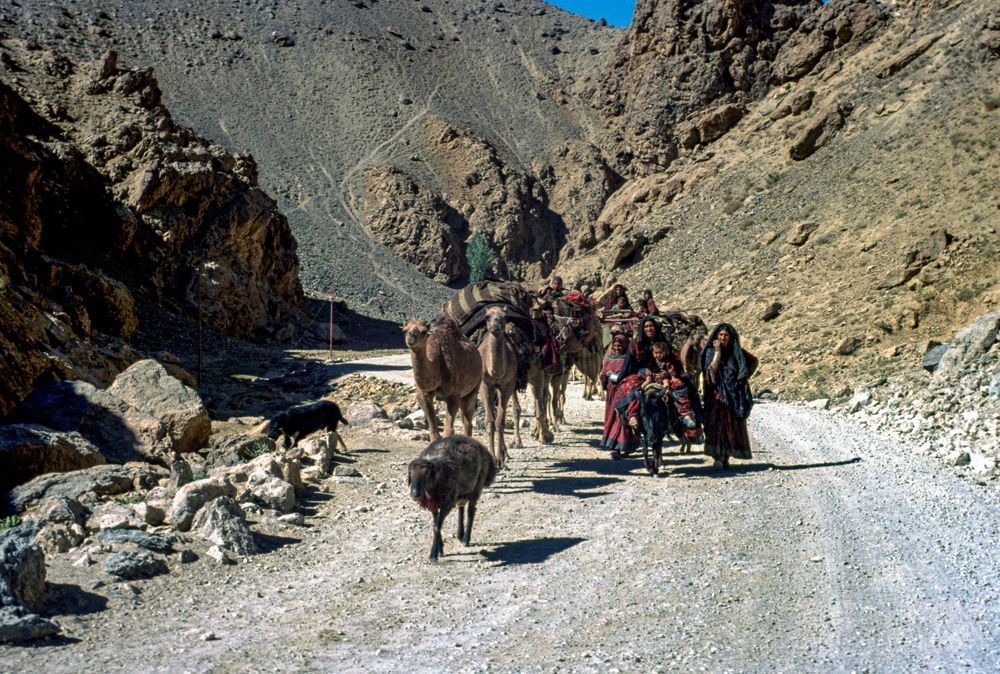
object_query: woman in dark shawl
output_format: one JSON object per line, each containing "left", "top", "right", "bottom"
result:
{"left": 634, "top": 317, "right": 681, "bottom": 372}
{"left": 701, "top": 323, "right": 759, "bottom": 468}
{"left": 599, "top": 334, "right": 641, "bottom": 458}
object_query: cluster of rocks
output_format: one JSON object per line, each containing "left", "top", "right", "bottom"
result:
{"left": 0, "top": 359, "right": 350, "bottom": 642}
{"left": 826, "top": 310, "right": 1000, "bottom": 484}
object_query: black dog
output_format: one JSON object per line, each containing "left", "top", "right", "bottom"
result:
{"left": 408, "top": 436, "right": 497, "bottom": 562}
{"left": 267, "top": 400, "right": 349, "bottom": 450}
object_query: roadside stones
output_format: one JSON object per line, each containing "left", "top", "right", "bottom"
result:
{"left": 191, "top": 497, "right": 256, "bottom": 558}
{"left": 169, "top": 478, "right": 234, "bottom": 532}
{"left": 102, "top": 550, "right": 168, "bottom": 580}
{"left": 807, "top": 398, "right": 830, "bottom": 410}
{"left": 247, "top": 470, "right": 295, "bottom": 513}
{"left": 0, "top": 525, "right": 61, "bottom": 642}
{"left": 347, "top": 400, "right": 388, "bottom": 425}
{"left": 933, "top": 310, "right": 999, "bottom": 383}
{"left": 98, "top": 529, "right": 174, "bottom": 554}
{"left": 205, "top": 434, "right": 276, "bottom": 470}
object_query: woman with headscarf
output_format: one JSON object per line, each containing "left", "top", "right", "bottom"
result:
{"left": 701, "top": 323, "right": 759, "bottom": 469}
{"left": 634, "top": 316, "right": 681, "bottom": 372}
{"left": 602, "top": 283, "right": 631, "bottom": 312}
{"left": 598, "top": 333, "right": 641, "bottom": 459}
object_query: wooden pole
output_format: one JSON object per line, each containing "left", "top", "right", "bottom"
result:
{"left": 197, "top": 266, "right": 203, "bottom": 390}
{"left": 328, "top": 295, "right": 334, "bottom": 361}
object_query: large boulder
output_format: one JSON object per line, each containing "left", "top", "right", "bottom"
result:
{"left": 7, "top": 464, "right": 133, "bottom": 514}
{"left": 0, "top": 425, "right": 106, "bottom": 494}
{"left": 191, "top": 496, "right": 257, "bottom": 557}
{"left": 0, "top": 525, "right": 61, "bottom": 642}
{"left": 8, "top": 380, "right": 172, "bottom": 464}
{"left": 933, "top": 310, "right": 1000, "bottom": 383}
{"left": 108, "top": 359, "right": 210, "bottom": 454}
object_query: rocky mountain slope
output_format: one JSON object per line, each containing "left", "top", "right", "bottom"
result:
{"left": 559, "top": 0, "right": 1000, "bottom": 397}
{"left": 0, "top": 40, "right": 303, "bottom": 416}
{"left": 3, "top": 0, "right": 997, "bottom": 397}
{"left": 1, "top": 0, "right": 621, "bottom": 316}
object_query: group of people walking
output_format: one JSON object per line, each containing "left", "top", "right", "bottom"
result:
{"left": 598, "top": 313, "right": 758, "bottom": 470}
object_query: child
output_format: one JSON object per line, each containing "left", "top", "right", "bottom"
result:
{"left": 646, "top": 342, "right": 704, "bottom": 453}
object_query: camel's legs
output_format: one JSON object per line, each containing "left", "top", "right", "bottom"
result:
{"left": 511, "top": 392, "right": 523, "bottom": 449}
{"left": 444, "top": 397, "right": 460, "bottom": 437}
{"left": 461, "top": 389, "right": 478, "bottom": 437}
{"left": 416, "top": 390, "right": 440, "bottom": 442}
{"left": 496, "top": 386, "right": 511, "bottom": 469}
{"left": 480, "top": 382, "right": 497, "bottom": 464}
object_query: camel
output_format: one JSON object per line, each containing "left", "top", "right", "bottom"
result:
{"left": 403, "top": 315, "right": 483, "bottom": 441}
{"left": 545, "top": 299, "right": 603, "bottom": 430}
{"left": 478, "top": 307, "right": 522, "bottom": 469}
{"left": 680, "top": 329, "right": 709, "bottom": 393}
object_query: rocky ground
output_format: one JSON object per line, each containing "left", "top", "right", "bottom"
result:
{"left": 1, "top": 353, "right": 997, "bottom": 672}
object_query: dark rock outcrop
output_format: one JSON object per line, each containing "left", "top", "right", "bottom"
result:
{"left": 363, "top": 166, "right": 468, "bottom": 283}
{"left": 0, "top": 425, "right": 106, "bottom": 496}
{"left": 7, "top": 465, "right": 133, "bottom": 514}
{"left": 773, "top": 0, "right": 888, "bottom": 82}
{"left": 9, "top": 380, "right": 173, "bottom": 465}
{"left": 595, "top": 0, "right": 819, "bottom": 172}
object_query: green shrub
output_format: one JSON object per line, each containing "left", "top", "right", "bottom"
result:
{"left": 114, "top": 493, "right": 144, "bottom": 505}
{"left": 0, "top": 515, "right": 21, "bottom": 531}
{"left": 466, "top": 232, "right": 498, "bottom": 283}
{"left": 191, "top": 469, "right": 209, "bottom": 481}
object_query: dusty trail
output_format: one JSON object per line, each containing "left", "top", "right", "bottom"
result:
{"left": 2, "top": 375, "right": 998, "bottom": 673}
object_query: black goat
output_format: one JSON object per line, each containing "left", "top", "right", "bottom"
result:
{"left": 407, "top": 436, "right": 497, "bottom": 562}
{"left": 266, "top": 400, "right": 349, "bottom": 449}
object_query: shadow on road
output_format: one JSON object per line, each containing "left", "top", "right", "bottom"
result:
{"left": 668, "top": 456, "right": 863, "bottom": 478}
{"left": 549, "top": 457, "right": 643, "bottom": 477}
{"left": 39, "top": 582, "right": 108, "bottom": 618}
{"left": 531, "top": 476, "right": 622, "bottom": 499}
{"left": 480, "top": 536, "right": 586, "bottom": 566}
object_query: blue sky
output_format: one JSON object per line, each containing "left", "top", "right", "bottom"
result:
{"left": 547, "top": 1, "right": 635, "bottom": 28}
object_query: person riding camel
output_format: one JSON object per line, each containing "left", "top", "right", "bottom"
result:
{"left": 538, "top": 275, "right": 566, "bottom": 302}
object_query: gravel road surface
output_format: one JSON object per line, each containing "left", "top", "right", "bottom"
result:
{"left": 3, "top": 380, "right": 997, "bottom": 674}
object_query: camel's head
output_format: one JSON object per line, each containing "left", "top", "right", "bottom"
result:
{"left": 402, "top": 320, "right": 429, "bottom": 349}
{"left": 484, "top": 306, "right": 507, "bottom": 336}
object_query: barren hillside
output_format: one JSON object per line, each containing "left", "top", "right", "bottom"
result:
{"left": 561, "top": 0, "right": 1000, "bottom": 397}
{"left": 1, "top": 0, "right": 619, "bottom": 316}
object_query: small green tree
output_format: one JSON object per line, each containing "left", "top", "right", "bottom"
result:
{"left": 466, "top": 231, "right": 498, "bottom": 283}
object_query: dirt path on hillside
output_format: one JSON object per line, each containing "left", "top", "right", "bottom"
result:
{"left": 2, "top": 366, "right": 999, "bottom": 673}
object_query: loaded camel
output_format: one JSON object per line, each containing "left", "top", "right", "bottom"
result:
{"left": 478, "top": 306, "right": 521, "bottom": 469}
{"left": 403, "top": 315, "right": 482, "bottom": 441}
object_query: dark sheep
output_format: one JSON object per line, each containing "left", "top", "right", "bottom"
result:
{"left": 407, "top": 435, "right": 497, "bottom": 562}
{"left": 266, "top": 400, "right": 349, "bottom": 450}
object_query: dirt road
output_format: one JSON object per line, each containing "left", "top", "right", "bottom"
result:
{"left": 3, "top": 374, "right": 998, "bottom": 673}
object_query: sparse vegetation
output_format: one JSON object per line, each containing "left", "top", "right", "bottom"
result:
{"left": 192, "top": 469, "right": 209, "bottom": 481}
{"left": 114, "top": 493, "right": 145, "bottom": 505}
{"left": 0, "top": 515, "right": 22, "bottom": 531}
